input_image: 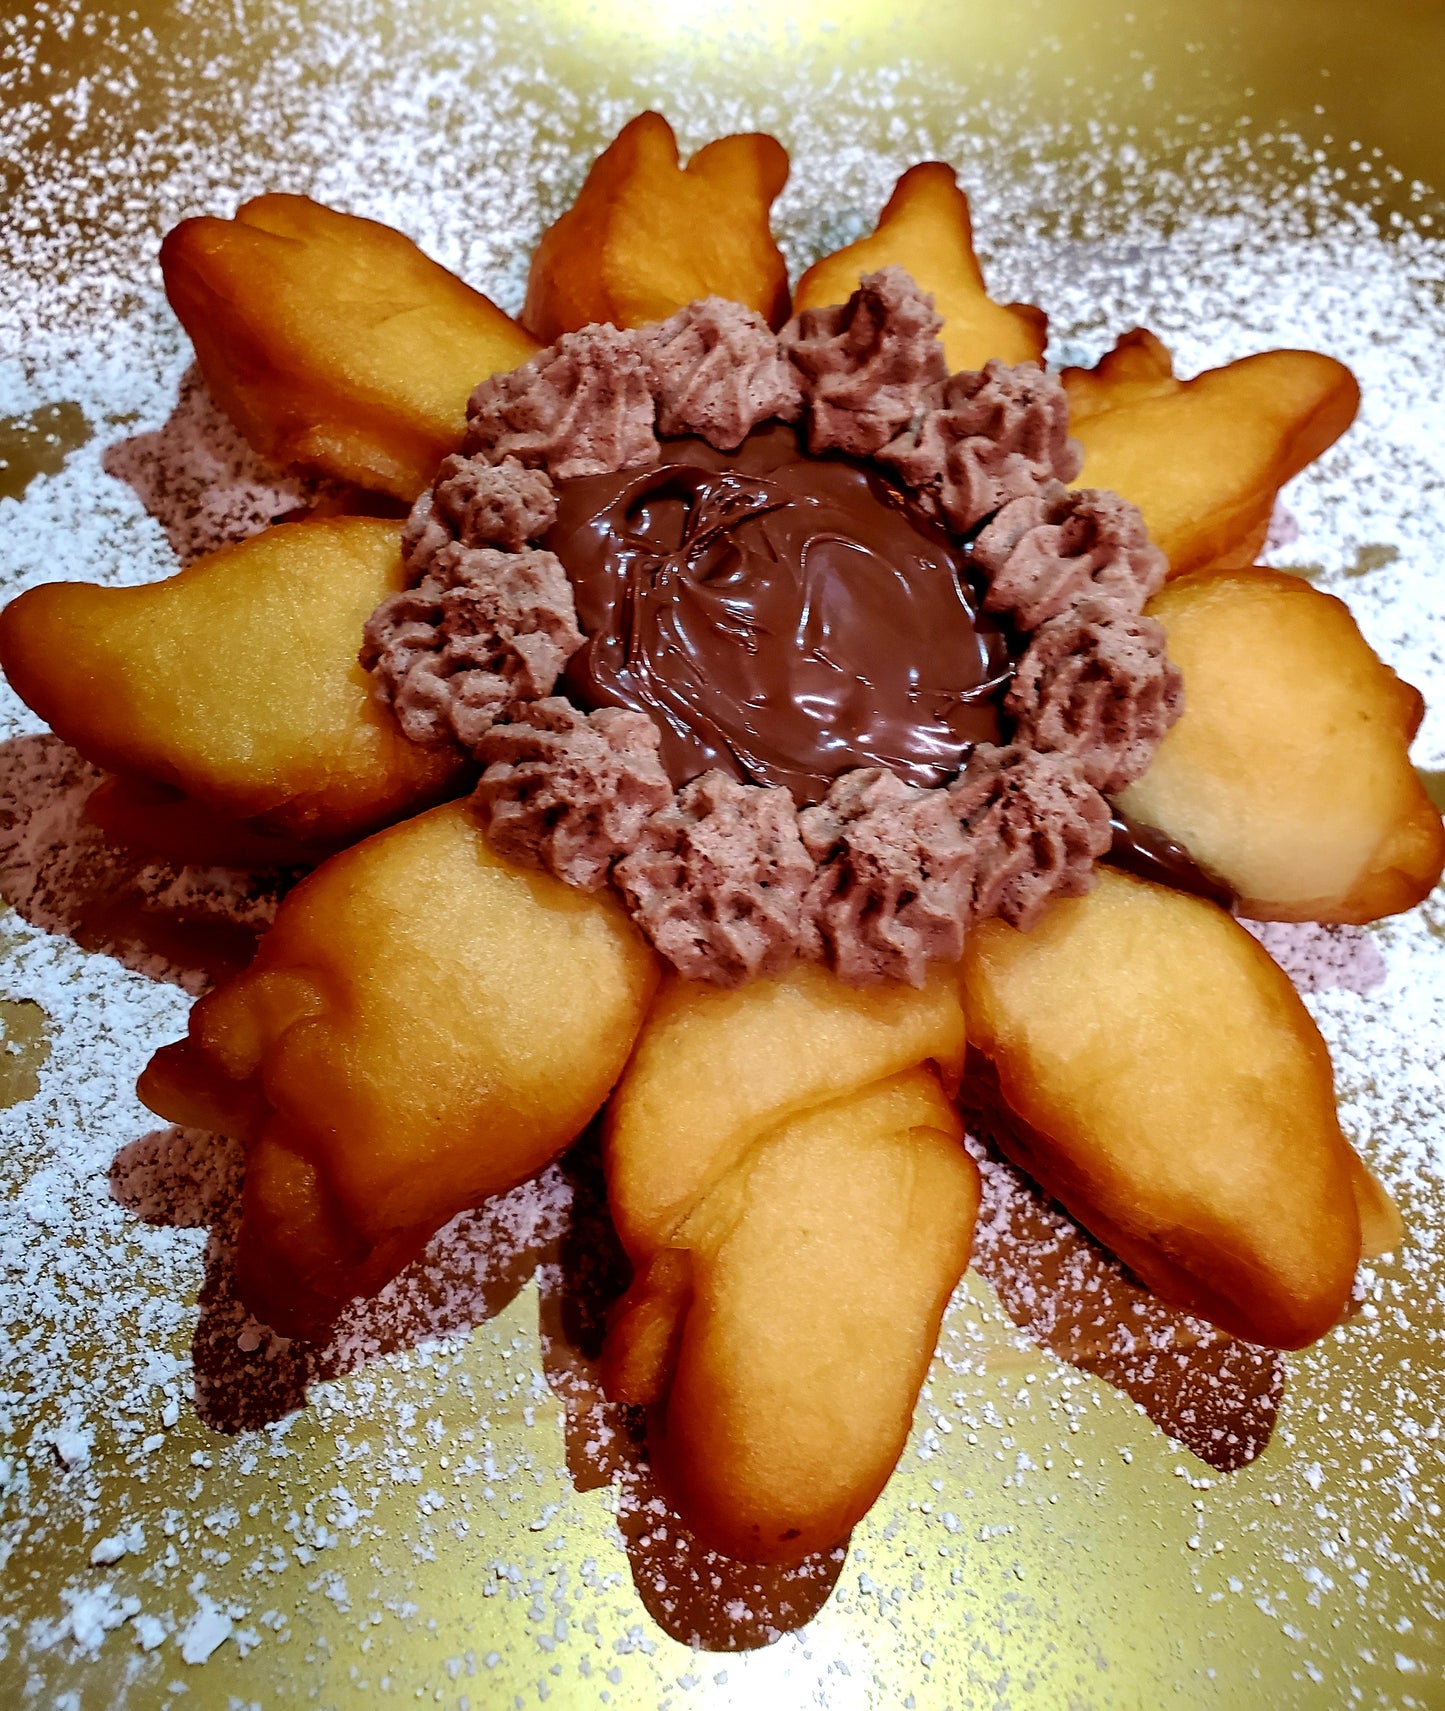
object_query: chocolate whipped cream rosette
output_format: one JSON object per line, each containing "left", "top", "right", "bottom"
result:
{"left": 364, "top": 269, "right": 1181, "bottom": 989}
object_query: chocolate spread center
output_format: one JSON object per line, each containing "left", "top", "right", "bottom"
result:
{"left": 1107, "top": 811, "right": 1234, "bottom": 908}
{"left": 546, "top": 423, "right": 1010, "bottom": 806}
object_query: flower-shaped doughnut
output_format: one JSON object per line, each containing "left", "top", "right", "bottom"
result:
{"left": 3, "top": 115, "right": 1441, "bottom": 1573}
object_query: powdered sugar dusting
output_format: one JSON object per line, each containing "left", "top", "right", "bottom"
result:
{"left": 0, "top": 3, "right": 1442, "bottom": 1704}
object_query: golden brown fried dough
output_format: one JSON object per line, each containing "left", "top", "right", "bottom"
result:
{"left": 601, "top": 964, "right": 971, "bottom": 1561}
{"left": 642, "top": 1071, "right": 978, "bottom": 1563}
{"left": 963, "top": 868, "right": 1363, "bottom": 1349}
{"left": 1119, "top": 569, "right": 1445, "bottom": 922}
{"left": 793, "top": 161, "right": 1046, "bottom": 371}
{"left": 231, "top": 1136, "right": 430, "bottom": 1340}
{"left": 162, "top": 194, "right": 539, "bottom": 499}
{"left": 139, "top": 801, "right": 659, "bottom": 1337}
{"left": 0, "top": 517, "right": 466, "bottom": 861}
{"left": 604, "top": 958, "right": 967, "bottom": 1259}
{"left": 1347, "top": 1150, "right": 1403, "bottom": 1259}
{"left": 1062, "top": 329, "right": 1359, "bottom": 575}
{"left": 522, "top": 111, "right": 790, "bottom": 340}
{"left": 600, "top": 1246, "right": 695, "bottom": 1408}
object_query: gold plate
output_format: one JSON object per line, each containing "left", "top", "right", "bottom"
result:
{"left": 1, "top": 3, "right": 1443, "bottom": 1705}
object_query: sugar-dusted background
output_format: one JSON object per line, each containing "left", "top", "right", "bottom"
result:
{"left": 1, "top": 3, "right": 1443, "bottom": 1705}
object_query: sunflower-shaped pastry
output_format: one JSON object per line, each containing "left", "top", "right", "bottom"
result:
{"left": 2, "top": 111, "right": 1439, "bottom": 1568}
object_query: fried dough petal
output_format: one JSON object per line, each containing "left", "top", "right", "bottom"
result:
{"left": 963, "top": 867, "right": 1365, "bottom": 1350}
{"left": 647, "top": 1073, "right": 976, "bottom": 1563}
{"left": 523, "top": 111, "right": 791, "bottom": 340}
{"left": 1063, "top": 329, "right": 1359, "bottom": 576}
{"left": 601, "top": 963, "right": 973, "bottom": 1562}
{"left": 139, "top": 802, "right": 659, "bottom": 1338}
{"left": 1121, "top": 568, "right": 1445, "bottom": 923}
{"left": 793, "top": 161, "right": 1046, "bottom": 371}
{"left": 0, "top": 517, "right": 467, "bottom": 860}
{"left": 162, "top": 194, "right": 539, "bottom": 500}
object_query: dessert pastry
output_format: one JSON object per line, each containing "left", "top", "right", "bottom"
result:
{"left": 139, "top": 798, "right": 657, "bottom": 1336}
{"left": 963, "top": 866, "right": 1370, "bottom": 1349}
{"left": 161, "top": 194, "right": 540, "bottom": 499}
{"left": 624, "top": 1069, "right": 978, "bottom": 1562}
{"left": 1061, "top": 328, "right": 1359, "bottom": 573}
{"left": 522, "top": 111, "right": 791, "bottom": 340}
{"left": 3, "top": 113, "right": 1440, "bottom": 1582}
{"left": 0, "top": 517, "right": 465, "bottom": 860}
{"left": 602, "top": 966, "right": 972, "bottom": 1558}
{"left": 1115, "top": 568, "right": 1445, "bottom": 920}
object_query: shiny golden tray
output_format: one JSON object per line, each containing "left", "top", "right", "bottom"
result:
{"left": 1, "top": 2, "right": 1442, "bottom": 1704}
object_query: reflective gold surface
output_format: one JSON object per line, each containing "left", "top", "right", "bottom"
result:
{"left": 1, "top": 3, "right": 1443, "bottom": 1706}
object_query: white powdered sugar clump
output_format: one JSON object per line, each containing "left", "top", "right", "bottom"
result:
{"left": 0, "top": 2, "right": 1442, "bottom": 1705}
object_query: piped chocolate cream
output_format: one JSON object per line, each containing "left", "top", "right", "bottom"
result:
{"left": 546, "top": 423, "right": 1010, "bottom": 807}
{"left": 366, "top": 274, "right": 1187, "bottom": 985}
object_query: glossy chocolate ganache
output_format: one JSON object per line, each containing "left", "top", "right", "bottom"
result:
{"left": 546, "top": 423, "right": 1011, "bottom": 807}
{"left": 1107, "top": 810, "right": 1233, "bottom": 907}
